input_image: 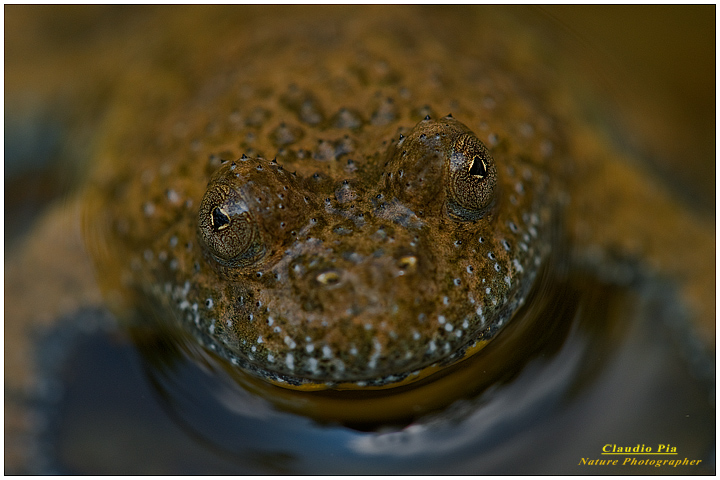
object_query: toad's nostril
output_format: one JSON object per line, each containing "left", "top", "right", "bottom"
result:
{"left": 316, "top": 269, "right": 342, "bottom": 286}
{"left": 397, "top": 255, "right": 418, "bottom": 272}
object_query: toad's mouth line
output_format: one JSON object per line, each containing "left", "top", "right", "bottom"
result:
{"left": 260, "top": 338, "right": 492, "bottom": 391}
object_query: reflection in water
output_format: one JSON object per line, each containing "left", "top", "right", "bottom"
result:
{"left": 347, "top": 344, "right": 585, "bottom": 458}
{"left": 42, "top": 261, "right": 713, "bottom": 474}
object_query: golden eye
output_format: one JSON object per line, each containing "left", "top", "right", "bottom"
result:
{"left": 197, "top": 182, "right": 266, "bottom": 268}
{"left": 445, "top": 133, "right": 497, "bottom": 221}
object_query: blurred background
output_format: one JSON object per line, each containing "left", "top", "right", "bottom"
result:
{"left": 5, "top": 5, "right": 714, "bottom": 249}
{"left": 541, "top": 5, "right": 714, "bottom": 214}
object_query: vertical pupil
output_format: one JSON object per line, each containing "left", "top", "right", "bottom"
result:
{"left": 468, "top": 154, "right": 487, "bottom": 177}
{"left": 212, "top": 207, "right": 231, "bottom": 230}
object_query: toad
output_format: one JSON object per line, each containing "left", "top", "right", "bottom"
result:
{"left": 84, "top": 6, "right": 712, "bottom": 392}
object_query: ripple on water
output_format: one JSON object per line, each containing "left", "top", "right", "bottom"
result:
{"left": 38, "top": 260, "right": 714, "bottom": 474}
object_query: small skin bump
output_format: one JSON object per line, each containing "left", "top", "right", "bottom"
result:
{"left": 284, "top": 336, "right": 297, "bottom": 349}
{"left": 286, "top": 353, "right": 295, "bottom": 370}
{"left": 142, "top": 202, "right": 156, "bottom": 217}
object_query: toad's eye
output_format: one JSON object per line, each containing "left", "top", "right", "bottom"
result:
{"left": 197, "top": 157, "right": 311, "bottom": 274}
{"left": 445, "top": 133, "right": 497, "bottom": 221}
{"left": 198, "top": 182, "right": 266, "bottom": 268}
{"left": 381, "top": 116, "right": 498, "bottom": 221}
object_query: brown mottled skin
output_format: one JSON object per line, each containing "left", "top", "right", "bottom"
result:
{"left": 85, "top": 7, "right": 713, "bottom": 389}
{"left": 86, "top": 14, "right": 563, "bottom": 388}
{"left": 184, "top": 115, "right": 552, "bottom": 387}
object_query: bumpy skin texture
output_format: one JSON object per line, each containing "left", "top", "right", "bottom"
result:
{"left": 88, "top": 14, "right": 565, "bottom": 388}
{"left": 187, "top": 116, "right": 551, "bottom": 386}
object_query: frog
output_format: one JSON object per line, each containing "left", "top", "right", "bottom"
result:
{"left": 173, "top": 114, "right": 552, "bottom": 388}
{"left": 83, "top": 7, "right": 572, "bottom": 390}
{"left": 83, "top": 5, "right": 713, "bottom": 394}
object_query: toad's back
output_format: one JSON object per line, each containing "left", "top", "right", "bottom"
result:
{"left": 87, "top": 8, "right": 570, "bottom": 388}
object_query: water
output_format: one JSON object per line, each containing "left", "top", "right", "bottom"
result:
{"left": 31, "top": 260, "right": 714, "bottom": 474}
